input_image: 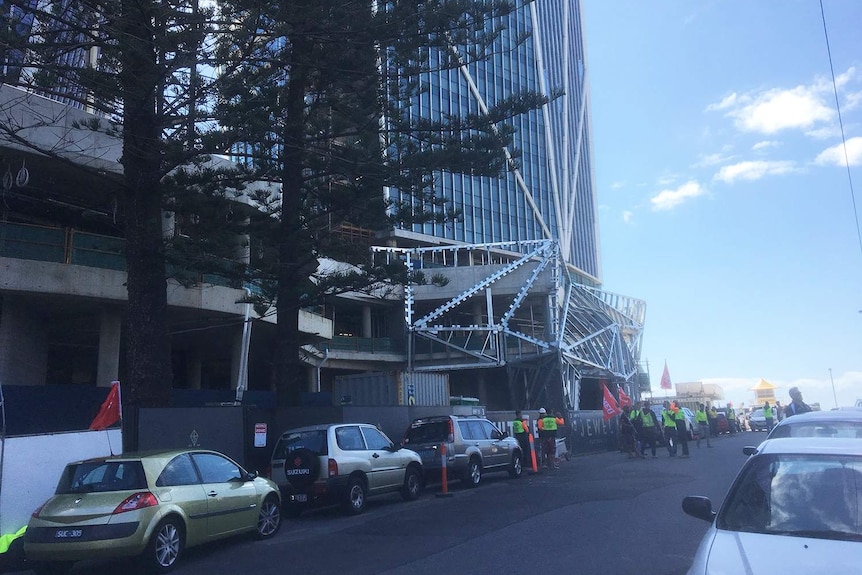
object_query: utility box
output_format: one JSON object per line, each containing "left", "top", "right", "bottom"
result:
{"left": 333, "top": 371, "right": 449, "bottom": 406}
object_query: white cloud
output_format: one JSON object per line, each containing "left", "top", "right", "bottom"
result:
{"left": 622, "top": 210, "right": 633, "bottom": 224}
{"left": 650, "top": 180, "right": 707, "bottom": 211}
{"left": 656, "top": 174, "right": 678, "bottom": 186}
{"left": 845, "top": 91, "right": 862, "bottom": 111}
{"left": 610, "top": 181, "right": 625, "bottom": 190}
{"left": 693, "top": 152, "right": 735, "bottom": 167}
{"left": 713, "top": 160, "right": 798, "bottom": 184}
{"left": 706, "top": 92, "right": 738, "bottom": 112}
{"left": 705, "top": 69, "right": 862, "bottom": 135}
{"left": 815, "top": 137, "right": 862, "bottom": 167}
{"left": 752, "top": 140, "right": 779, "bottom": 151}
{"left": 732, "top": 87, "right": 833, "bottom": 133}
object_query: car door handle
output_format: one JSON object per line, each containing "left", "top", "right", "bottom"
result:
{"left": 372, "top": 453, "right": 380, "bottom": 458}
{"left": 207, "top": 491, "right": 218, "bottom": 497}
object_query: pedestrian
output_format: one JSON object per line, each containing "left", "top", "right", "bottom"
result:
{"left": 726, "top": 402, "right": 737, "bottom": 434}
{"left": 629, "top": 401, "right": 644, "bottom": 455}
{"left": 537, "top": 408, "right": 558, "bottom": 469}
{"left": 774, "top": 400, "right": 784, "bottom": 422}
{"left": 620, "top": 405, "right": 643, "bottom": 459}
{"left": 512, "top": 410, "right": 532, "bottom": 467}
{"left": 661, "top": 400, "right": 677, "bottom": 457}
{"left": 695, "top": 403, "right": 712, "bottom": 448}
{"left": 785, "top": 387, "right": 812, "bottom": 418}
{"left": 763, "top": 401, "right": 774, "bottom": 431}
{"left": 673, "top": 402, "right": 690, "bottom": 458}
{"left": 639, "top": 401, "right": 660, "bottom": 457}
{"left": 707, "top": 403, "right": 718, "bottom": 437}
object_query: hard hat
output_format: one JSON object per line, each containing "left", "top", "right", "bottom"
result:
{"left": 539, "top": 408, "right": 547, "bottom": 414}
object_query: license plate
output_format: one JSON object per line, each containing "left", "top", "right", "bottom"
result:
{"left": 290, "top": 494, "right": 308, "bottom": 503}
{"left": 54, "top": 529, "right": 83, "bottom": 539}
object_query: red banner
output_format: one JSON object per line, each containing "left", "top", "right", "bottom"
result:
{"left": 602, "top": 384, "right": 622, "bottom": 420}
{"left": 660, "top": 362, "right": 672, "bottom": 390}
{"left": 89, "top": 381, "right": 121, "bottom": 431}
{"left": 618, "top": 385, "right": 632, "bottom": 408}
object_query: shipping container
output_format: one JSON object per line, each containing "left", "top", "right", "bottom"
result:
{"left": 333, "top": 371, "right": 449, "bottom": 406}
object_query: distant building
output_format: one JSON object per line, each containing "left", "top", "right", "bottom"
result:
{"left": 652, "top": 381, "right": 724, "bottom": 411}
{"left": 751, "top": 378, "right": 778, "bottom": 408}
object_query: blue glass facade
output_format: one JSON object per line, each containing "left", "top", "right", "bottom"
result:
{"left": 392, "top": 0, "right": 599, "bottom": 281}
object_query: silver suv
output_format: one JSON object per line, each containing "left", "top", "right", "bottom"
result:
{"left": 401, "top": 415, "right": 523, "bottom": 487}
{"left": 270, "top": 423, "right": 423, "bottom": 516}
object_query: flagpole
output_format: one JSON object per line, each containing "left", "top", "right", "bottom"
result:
{"left": 113, "top": 381, "right": 123, "bottom": 424}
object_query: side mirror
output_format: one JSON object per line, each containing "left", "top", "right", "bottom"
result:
{"left": 682, "top": 496, "right": 716, "bottom": 522}
{"left": 742, "top": 446, "right": 758, "bottom": 456}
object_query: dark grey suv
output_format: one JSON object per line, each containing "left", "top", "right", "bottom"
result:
{"left": 401, "top": 415, "right": 523, "bottom": 487}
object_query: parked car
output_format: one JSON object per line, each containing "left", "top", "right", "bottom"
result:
{"left": 270, "top": 423, "right": 423, "bottom": 517}
{"left": 767, "top": 409, "right": 862, "bottom": 440}
{"left": 683, "top": 437, "right": 862, "bottom": 574}
{"left": 24, "top": 449, "right": 281, "bottom": 575}
{"left": 748, "top": 408, "right": 769, "bottom": 431}
{"left": 401, "top": 415, "right": 523, "bottom": 487}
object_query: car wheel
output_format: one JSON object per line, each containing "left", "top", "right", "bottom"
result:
{"left": 31, "top": 562, "right": 73, "bottom": 575}
{"left": 256, "top": 495, "right": 282, "bottom": 539}
{"left": 144, "top": 517, "right": 184, "bottom": 573}
{"left": 508, "top": 451, "right": 523, "bottom": 478}
{"left": 343, "top": 477, "right": 367, "bottom": 515}
{"left": 464, "top": 457, "right": 482, "bottom": 488}
{"left": 401, "top": 466, "right": 422, "bottom": 501}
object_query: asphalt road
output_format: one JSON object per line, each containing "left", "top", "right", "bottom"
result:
{"left": 18, "top": 431, "right": 763, "bottom": 575}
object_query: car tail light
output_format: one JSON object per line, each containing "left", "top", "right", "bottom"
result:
{"left": 31, "top": 503, "right": 45, "bottom": 518}
{"left": 113, "top": 492, "right": 158, "bottom": 514}
{"left": 447, "top": 418, "right": 455, "bottom": 443}
{"left": 328, "top": 459, "right": 338, "bottom": 478}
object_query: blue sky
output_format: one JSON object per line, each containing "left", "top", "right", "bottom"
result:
{"left": 584, "top": 0, "right": 862, "bottom": 409}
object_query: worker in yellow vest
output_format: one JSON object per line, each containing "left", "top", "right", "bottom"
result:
{"left": 726, "top": 403, "right": 738, "bottom": 434}
{"left": 512, "top": 410, "right": 532, "bottom": 465}
{"left": 661, "top": 400, "right": 677, "bottom": 457}
{"left": 537, "top": 408, "right": 558, "bottom": 469}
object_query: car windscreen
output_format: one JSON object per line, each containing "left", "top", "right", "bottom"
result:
{"left": 718, "top": 453, "right": 862, "bottom": 540}
{"left": 403, "top": 420, "right": 449, "bottom": 445}
{"left": 273, "top": 430, "right": 328, "bottom": 459}
{"left": 769, "top": 421, "right": 862, "bottom": 439}
{"left": 57, "top": 460, "right": 148, "bottom": 494}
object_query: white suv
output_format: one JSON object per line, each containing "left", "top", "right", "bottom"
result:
{"left": 270, "top": 423, "right": 423, "bottom": 516}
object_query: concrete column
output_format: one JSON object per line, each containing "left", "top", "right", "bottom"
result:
{"left": 477, "top": 371, "right": 488, "bottom": 406}
{"left": 231, "top": 325, "right": 243, "bottom": 391}
{"left": 96, "top": 308, "right": 122, "bottom": 387}
{"left": 362, "top": 305, "right": 372, "bottom": 338}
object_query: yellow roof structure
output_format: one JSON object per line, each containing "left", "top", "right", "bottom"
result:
{"left": 751, "top": 378, "right": 778, "bottom": 391}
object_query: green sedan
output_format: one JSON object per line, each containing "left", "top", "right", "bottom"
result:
{"left": 24, "top": 449, "right": 281, "bottom": 574}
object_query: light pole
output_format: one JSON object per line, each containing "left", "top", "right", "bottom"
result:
{"left": 829, "top": 368, "right": 838, "bottom": 409}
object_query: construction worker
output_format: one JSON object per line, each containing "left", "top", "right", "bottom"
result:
{"left": 661, "top": 400, "right": 677, "bottom": 457}
{"left": 695, "top": 403, "right": 712, "bottom": 448}
{"left": 537, "top": 408, "right": 558, "bottom": 469}
{"left": 707, "top": 403, "right": 718, "bottom": 438}
{"left": 763, "top": 401, "right": 775, "bottom": 431}
{"left": 726, "top": 402, "right": 737, "bottom": 434}
{"left": 629, "top": 401, "right": 644, "bottom": 455}
{"left": 639, "top": 401, "right": 660, "bottom": 457}
{"left": 512, "top": 410, "right": 532, "bottom": 466}
{"left": 673, "top": 402, "right": 690, "bottom": 458}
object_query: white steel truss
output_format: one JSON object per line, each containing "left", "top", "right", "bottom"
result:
{"left": 372, "top": 241, "right": 645, "bottom": 401}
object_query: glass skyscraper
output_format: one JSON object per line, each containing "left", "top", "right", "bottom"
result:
{"left": 390, "top": 0, "right": 599, "bottom": 284}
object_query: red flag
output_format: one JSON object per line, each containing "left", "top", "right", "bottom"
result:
{"left": 660, "top": 362, "right": 672, "bottom": 390}
{"left": 602, "top": 384, "right": 622, "bottom": 420}
{"left": 618, "top": 385, "right": 632, "bottom": 408}
{"left": 89, "top": 381, "right": 121, "bottom": 431}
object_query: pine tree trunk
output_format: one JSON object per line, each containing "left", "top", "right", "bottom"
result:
{"left": 120, "top": 0, "right": 173, "bottom": 417}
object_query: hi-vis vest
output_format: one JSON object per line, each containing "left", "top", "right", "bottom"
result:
{"left": 541, "top": 416, "right": 558, "bottom": 431}
{"left": 695, "top": 410, "right": 708, "bottom": 424}
{"left": 513, "top": 419, "right": 527, "bottom": 434}
{"left": 727, "top": 408, "right": 736, "bottom": 420}
{"left": 641, "top": 410, "right": 657, "bottom": 427}
{"left": 662, "top": 410, "right": 676, "bottom": 427}
{"left": 764, "top": 405, "right": 774, "bottom": 418}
